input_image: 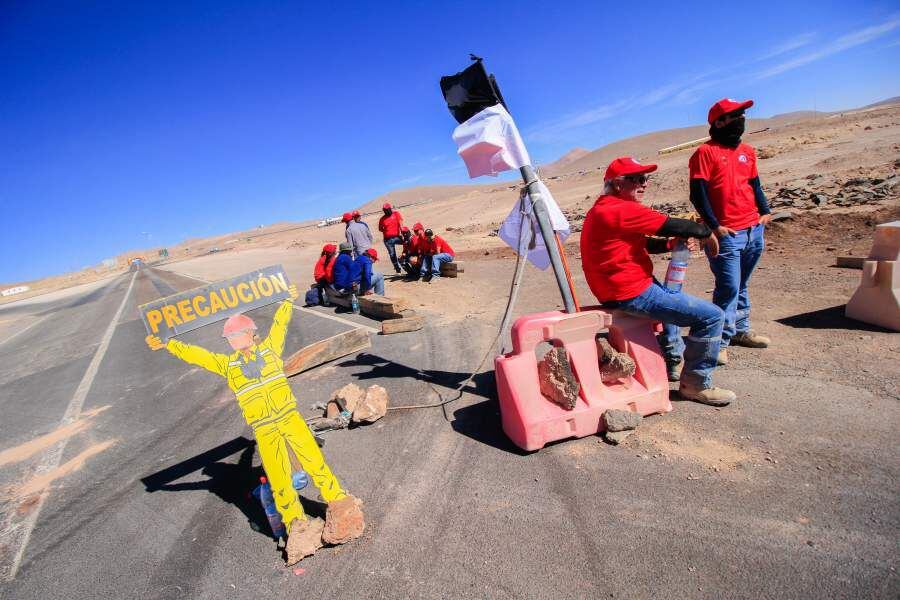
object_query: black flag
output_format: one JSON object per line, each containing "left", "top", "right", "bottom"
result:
{"left": 440, "top": 58, "right": 508, "bottom": 124}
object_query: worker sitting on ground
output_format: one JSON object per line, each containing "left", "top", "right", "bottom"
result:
{"left": 313, "top": 243, "right": 337, "bottom": 306}
{"left": 398, "top": 227, "right": 420, "bottom": 277}
{"left": 145, "top": 291, "right": 365, "bottom": 565}
{"left": 354, "top": 247, "right": 385, "bottom": 295}
{"left": 580, "top": 156, "right": 735, "bottom": 407}
{"left": 421, "top": 228, "right": 455, "bottom": 281}
{"left": 409, "top": 223, "right": 429, "bottom": 280}
{"left": 377, "top": 203, "right": 404, "bottom": 274}
{"left": 344, "top": 211, "right": 373, "bottom": 259}
{"left": 331, "top": 242, "right": 361, "bottom": 295}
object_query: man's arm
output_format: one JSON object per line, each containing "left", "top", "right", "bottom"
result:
{"left": 749, "top": 176, "right": 771, "bottom": 215}
{"left": 166, "top": 339, "right": 229, "bottom": 376}
{"left": 646, "top": 237, "right": 671, "bottom": 254}
{"left": 688, "top": 180, "right": 720, "bottom": 229}
{"left": 655, "top": 216, "right": 712, "bottom": 239}
{"left": 262, "top": 299, "right": 293, "bottom": 357}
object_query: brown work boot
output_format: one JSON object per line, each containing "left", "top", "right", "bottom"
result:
{"left": 716, "top": 348, "right": 728, "bottom": 366}
{"left": 679, "top": 385, "right": 735, "bottom": 407}
{"left": 285, "top": 517, "right": 324, "bottom": 565}
{"left": 322, "top": 495, "right": 365, "bottom": 545}
{"left": 731, "top": 331, "right": 771, "bottom": 348}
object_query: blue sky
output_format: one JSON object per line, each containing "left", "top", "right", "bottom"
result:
{"left": 2, "top": 1, "right": 898, "bottom": 283}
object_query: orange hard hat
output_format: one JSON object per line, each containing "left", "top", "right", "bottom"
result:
{"left": 222, "top": 313, "right": 257, "bottom": 337}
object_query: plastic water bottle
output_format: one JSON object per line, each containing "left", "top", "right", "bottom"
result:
{"left": 253, "top": 476, "right": 286, "bottom": 538}
{"left": 664, "top": 239, "right": 690, "bottom": 292}
{"left": 350, "top": 293, "right": 360, "bottom": 314}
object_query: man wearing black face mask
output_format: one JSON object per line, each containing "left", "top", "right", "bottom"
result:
{"left": 688, "top": 98, "right": 772, "bottom": 365}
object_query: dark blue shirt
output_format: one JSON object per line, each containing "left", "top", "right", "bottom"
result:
{"left": 332, "top": 253, "right": 360, "bottom": 290}
{"left": 354, "top": 255, "right": 374, "bottom": 291}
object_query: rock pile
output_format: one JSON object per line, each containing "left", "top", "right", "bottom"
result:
{"left": 770, "top": 174, "right": 898, "bottom": 210}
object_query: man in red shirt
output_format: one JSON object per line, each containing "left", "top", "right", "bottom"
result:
{"left": 312, "top": 243, "right": 337, "bottom": 306}
{"left": 421, "top": 229, "right": 455, "bottom": 281}
{"left": 377, "top": 202, "right": 404, "bottom": 274}
{"left": 581, "top": 156, "right": 734, "bottom": 406}
{"left": 689, "top": 98, "right": 772, "bottom": 365}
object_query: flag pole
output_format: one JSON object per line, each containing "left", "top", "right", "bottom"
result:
{"left": 519, "top": 165, "right": 577, "bottom": 313}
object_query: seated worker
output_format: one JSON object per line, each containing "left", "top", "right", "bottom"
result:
{"left": 399, "top": 226, "right": 421, "bottom": 277}
{"left": 312, "top": 243, "right": 337, "bottom": 306}
{"left": 377, "top": 203, "right": 404, "bottom": 274}
{"left": 145, "top": 291, "right": 365, "bottom": 565}
{"left": 421, "top": 229, "right": 455, "bottom": 281}
{"left": 354, "top": 247, "right": 385, "bottom": 295}
{"left": 331, "top": 242, "right": 361, "bottom": 295}
{"left": 580, "top": 156, "right": 734, "bottom": 407}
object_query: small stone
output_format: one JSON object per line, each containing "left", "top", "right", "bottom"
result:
{"left": 603, "top": 430, "right": 634, "bottom": 445}
{"left": 602, "top": 409, "right": 642, "bottom": 432}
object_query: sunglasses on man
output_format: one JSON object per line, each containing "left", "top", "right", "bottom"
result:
{"left": 622, "top": 174, "right": 650, "bottom": 185}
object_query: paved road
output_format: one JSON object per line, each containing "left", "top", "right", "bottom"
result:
{"left": 0, "top": 266, "right": 896, "bottom": 599}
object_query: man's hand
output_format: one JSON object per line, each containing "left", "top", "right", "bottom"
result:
{"left": 715, "top": 225, "right": 736, "bottom": 238}
{"left": 758, "top": 213, "right": 773, "bottom": 226}
{"left": 145, "top": 334, "right": 165, "bottom": 352}
{"left": 288, "top": 284, "right": 300, "bottom": 300}
{"left": 703, "top": 234, "right": 719, "bottom": 258}
{"left": 685, "top": 237, "right": 701, "bottom": 252}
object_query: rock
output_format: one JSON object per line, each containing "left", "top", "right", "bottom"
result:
{"left": 537, "top": 347, "right": 580, "bottom": 410}
{"left": 330, "top": 383, "right": 365, "bottom": 414}
{"left": 811, "top": 193, "right": 827, "bottom": 206}
{"left": 322, "top": 495, "right": 365, "bottom": 545}
{"left": 602, "top": 409, "right": 643, "bottom": 432}
{"left": 352, "top": 385, "right": 389, "bottom": 423}
{"left": 603, "top": 430, "right": 634, "bottom": 445}
{"left": 769, "top": 210, "right": 794, "bottom": 222}
{"left": 596, "top": 337, "right": 636, "bottom": 382}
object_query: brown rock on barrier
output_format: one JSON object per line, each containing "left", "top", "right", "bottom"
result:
{"left": 330, "top": 383, "right": 364, "bottom": 414}
{"left": 352, "top": 385, "right": 389, "bottom": 423}
{"left": 537, "top": 347, "right": 580, "bottom": 410}
{"left": 596, "top": 337, "right": 636, "bottom": 382}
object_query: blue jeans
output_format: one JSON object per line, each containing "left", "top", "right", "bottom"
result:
{"left": 384, "top": 237, "right": 402, "bottom": 268}
{"left": 606, "top": 282, "right": 723, "bottom": 389}
{"left": 707, "top": 224, "right": 765, "bottom": 347}
{"left": 428, "top": 253, "right": 453, "bottom": 276}
{"left": 364, "top": 271, "right": 385, "bottom": 295}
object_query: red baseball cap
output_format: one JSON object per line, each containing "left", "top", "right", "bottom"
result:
{"left": 401, "top": 226, "right": 410, "bottom": 233}
{"left": 604, "top": 156, "right": 657, "bottom": 181}
{"left": 382, "top": 202, "right": 392, "bottom": 210}
{"left": 351, "top": 210, "right": 361, "bottom": 218}
{"left": 341, "top": 212, "right": 352, "bottom": 223}
{"left": 708, "top": 98, "right": 753, "bottom": 124}
{"left": 413, "top": 222, "right": 424, "bottom": 232}
{"left": 322, "top": 243, "right": 337, "bottom": 253}
{"left": 366, "top": 247, "right": 378, "bottom": 260}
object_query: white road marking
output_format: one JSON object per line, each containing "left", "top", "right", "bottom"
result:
{"left": 0, "top": 272, "right": 137, "bottom": 582}
{"left": 161, "top": 268, "right": 379, "bottom": 334}
{"left": 0, "top": 314, "right": 52, "bottom": 348}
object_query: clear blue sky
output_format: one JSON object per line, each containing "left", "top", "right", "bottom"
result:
{"left": 2, "top": 1, "right": 898, "bottom": 282}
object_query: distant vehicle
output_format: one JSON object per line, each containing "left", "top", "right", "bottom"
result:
{"left": 1, "top": 285, "right": 29, "bottom": 297}
{"left": 316, "top": 216, "right": 343, "bottom": 228}
{"left": 207, "top": 247, "right": 221, "bottom": 254}
{"left": 128, "top": 257, "right": 145, "bottom": 272}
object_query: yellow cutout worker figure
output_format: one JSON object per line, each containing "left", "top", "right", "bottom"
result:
{"left": 145, "top": 286, "right": 365, "bottom": 565}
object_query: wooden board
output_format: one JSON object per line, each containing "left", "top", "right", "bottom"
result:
{"left": 359, "top": 295, "right": 408, "bottom": 318}
{"left": 835, "top": 256, "right": 865, "bottom": 269}
{"left": 283, "top": 328, "right": 371, "bottom": 377}
{"left": 381, "top": 310, "right": 424, "bottom": 335}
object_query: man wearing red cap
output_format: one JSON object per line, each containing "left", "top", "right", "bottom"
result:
{"left": 354, "top": 247, "right": 385, "bottom": 295}
{"left": 312, "top": 243, "right": 337, "bottom": 306}
{"left": 145, "top": 288, "right": 365, "bottom": 564}
{"left": 344, "top": 209, "right": 373, "bottom": 259}
{"left": 421, "top": 228, "right": 455, "bottom": 281}
{"left": 580, "top": 156, "right": 735, "bottom": 406}
{"left": 377, "top": 203, "right": 404, "bottom": 274}
{"left": 689, "top": 99, "right": 772, "bottom": 365}
{"left": 403, "top": 222, "right": 427, "bottom": 280}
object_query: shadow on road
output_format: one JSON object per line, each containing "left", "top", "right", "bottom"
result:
{"left": 140, "top": 436, "right": 325, "bottom": 539}
{"left": 450, "top": 397, "right": 530, "bottom": 456}
{"left": 776, "top": 304, "right": 893, "bottom": 332}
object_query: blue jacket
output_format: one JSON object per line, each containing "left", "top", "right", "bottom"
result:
{"left": 354, "top": 255, "right": 374, "bottom": 292}
{"left": 332, "top": 253, "right": 360, "bottom": 290}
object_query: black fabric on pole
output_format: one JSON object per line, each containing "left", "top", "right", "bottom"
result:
{"left": 440, "top": 59, "right": 508, "bottom": 124}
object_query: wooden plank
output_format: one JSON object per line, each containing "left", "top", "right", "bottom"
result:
{"left": 359, "top": 295, "right": 408, "bottom": 318}
{"left": 283, "top": 328, "right": 371, "bottom": 377}
{"left": 381, "top": 311, "right": 424, "bottom": 335}
{"left": 835, "top": 256, "right": 865, "bottom": 269}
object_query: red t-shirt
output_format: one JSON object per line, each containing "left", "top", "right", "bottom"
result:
{"left": 313, "top": 255, "right": 335, "bottom": 283}
{"left": 580, "top": 194, "right": 668, "bottom": 302}
{"left": 689, "top": 141, "right": 760, "bottom": 230}
{"left": 422, "top": 235, "right": 455, "bottom": 257}
{"left": 378, "top": 211, "right": 404, "bottom": 239}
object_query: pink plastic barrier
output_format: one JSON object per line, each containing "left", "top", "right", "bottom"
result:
{"left": 494, "top": 308, "right": 672, "bottom": 451}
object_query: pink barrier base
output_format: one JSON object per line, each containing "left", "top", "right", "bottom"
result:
{"left": 494, "top": 308, "right": 672, "bottom": 451}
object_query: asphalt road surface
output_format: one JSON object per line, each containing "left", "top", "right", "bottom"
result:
{"left": 0, "top": 266, "right": 896, "bottom": 599}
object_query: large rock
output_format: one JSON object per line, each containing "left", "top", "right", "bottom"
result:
{"left": 596, "top": 337, "right": 635, "bottom": 382}
{"left": 352, "top": 385, "right": 389, "bottom": 423}
{"left": 537, "top": 347, "right": 580, "bottom": 410}
{"left": 330, "top": 383, "right": 365, "bottom": 414}
{"left": 602, "top": 409, "right": 642, "bottom": 432}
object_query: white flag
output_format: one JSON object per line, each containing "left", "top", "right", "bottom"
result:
{"left": 498, "top": 180, "right": 570, "bottom": 270}
{"left": 451, "top": 104, "right": 531, "bottom": 178}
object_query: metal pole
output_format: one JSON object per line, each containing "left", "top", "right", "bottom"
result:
{"left": 519, "top": 165, "right": 577, "bottom": 313}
